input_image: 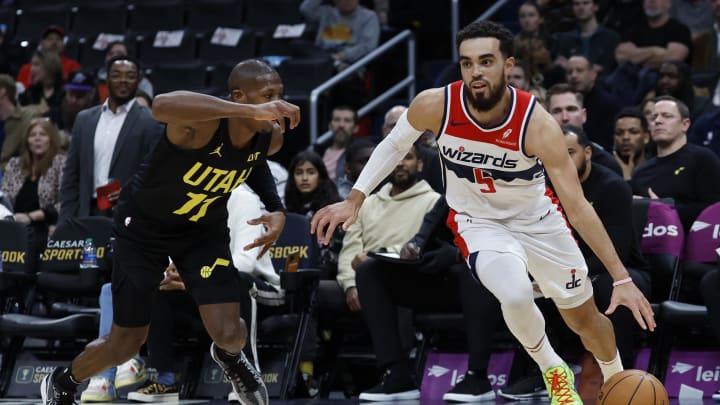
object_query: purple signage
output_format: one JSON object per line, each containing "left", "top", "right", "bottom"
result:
{"left": 663, "top": 351, "right": 720, "bottom": 397}
{"left": 684, "top": 202, "right": 720, "bottom": 263}
{"left": 420, "top": 351, "right": 514, "bottom": 400}
{"left": 640, "top": 201, "right": 685, "bottom": 257}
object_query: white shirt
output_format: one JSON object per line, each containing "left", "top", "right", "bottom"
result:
{"left": 93, "top": 99, "right": 135, "bottom": 196}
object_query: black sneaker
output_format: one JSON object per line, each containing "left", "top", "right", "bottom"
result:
{"left": 127, "top": 380, "right": 179, "bottom": 402}
{"left": 41, "top": 367, "right": 77, "bottom": 405}
{"left": 497, "top": 374, "right": 548, "bottom": 401}
{"left": 443, "top": 371, "right": 496, "bottom": 402}
{"left": 359, "top": 369, "right": 420, "bottom": 401}
{"left": 210, "top": 342, "right": 268, "bottom": 405}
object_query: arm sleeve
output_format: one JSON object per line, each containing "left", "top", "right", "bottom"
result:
{"left": 353, "top": 111, "right": 423, "bottom": 195}
{"left": 246, "top": 159, "right": 285, "bottom": 212}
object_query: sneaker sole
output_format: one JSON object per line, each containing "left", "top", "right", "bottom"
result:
{"left": 127, "top": 392, "right": 179, "bottom": 402}
{"left": 443, "top": 390, "right": 496, "bottom": 402}
{"left": 115, "top": 370, "right": 147, "bottom": 389}
{"left": 40, "top": 375, "right": 50, "bottom": 405}
{"left": 80, "top": 394, "right": 117, "bottom": 402}
{"left": 497, "top": 389, "right": 549, "bottom": 401}
{"left": 359, "top": 389, "right": 420, "bottom": 401}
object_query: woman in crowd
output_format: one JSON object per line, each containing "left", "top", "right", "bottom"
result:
{"left": 18, "top": 50, "right": 64, "bottom": 117}
{"left": 1, "top": 118, "right": 65, "bottom": 253}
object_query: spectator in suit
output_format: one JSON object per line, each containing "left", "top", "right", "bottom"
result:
{"left": 546, "top": 83, "right": 624, "bottom": 175}
{"left": 613, "top": 107, "right": 652, "bottom": 180}
{"left": 59, "top": 56, "right": 163, "bottom": 224}
{"left": 630, "top": 95, "right": 720, "bottom": 230}
{"left": 96, "top": 41, "right": 153, "bottom": 104}
{"left": 554, "top": 0, "right": 622, "bottom": 75}
{"left": 15, "top": 25, "right": 80, "bottom": 88}
{"left": 1, "top": 119, "right": 65, "bottom": 254}
{"left": 0, "top": 74, "right": 33, "bottom": 168}
{"left": 18, "top": 49, "right": 64, "bottom": 118}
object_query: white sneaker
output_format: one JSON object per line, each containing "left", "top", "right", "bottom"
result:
{"left": 115, "top": 358, "right": 147, "bottom": 389}
{"left": 80, "top": 377, "right": 117, "bottom": 402}
{"left": 228, "top": 391, "right": 239, "bottom": 402}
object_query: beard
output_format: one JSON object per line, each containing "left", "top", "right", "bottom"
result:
{"left": 576, "top": 159, "right": 588, "bottom": 179}
{"left": 390, "top": 170, "right": 419, "bottom": 189}
{"left": 464, "top": 76, "right": 507, "bottom": 112}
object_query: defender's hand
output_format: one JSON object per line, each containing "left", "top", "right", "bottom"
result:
{"left": 245, "top": 211, "right": 286, "bottom": 259}
{"left": 311, "top": 200, "right": 359, "bottom": 245}
{"left": 252, "top": 100, "right": 300, "bottom": 132}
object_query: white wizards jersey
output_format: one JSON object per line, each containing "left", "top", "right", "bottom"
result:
{"left": 437, "top": 81, "right": 554, "bottom": 221}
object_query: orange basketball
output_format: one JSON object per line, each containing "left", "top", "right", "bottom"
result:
{"left": 597, "top": 369, "right": 669, "bottom": 404}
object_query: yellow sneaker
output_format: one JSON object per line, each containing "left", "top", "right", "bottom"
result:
{"left": 543, "top": 363, "right": 583, "bottom": 405}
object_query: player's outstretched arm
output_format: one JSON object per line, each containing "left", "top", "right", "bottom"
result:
{"left": 526, "top": 108, "right": 656, "bottom": 331}
{"left": 310, "top": 88, "right": 444, "bottom": 244}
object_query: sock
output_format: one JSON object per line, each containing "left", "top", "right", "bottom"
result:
{"left": 55, "top": 367, "right": 81, "bottom": 393}
{"left": 156, "top": 372, "right": 175, "bottom": 386}
{"left": 215, "top": 346, "right": 240, "bottom": 364}
{"left": 596, "top": 349, "right": 623, "bottom": 382}
{"left": 525, "top": 334, "right": 565, "bottom": 373}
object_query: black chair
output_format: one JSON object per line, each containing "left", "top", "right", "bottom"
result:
{"left": 127, "top": 0, "right": 184, "bottom": 36}
{"left": 137, "top": 30, "right": 197, "bottom": 66}
{"left": 185, "top": 0, "right": 244, "bottom": 33}
{"left": 0, "top": 7, "right": 16, "bottom": 40}
{"left": 197, "top": 28, "right": 256, "bottom": 65}
{"left": 243, "top": 0, "right": 303, "bottom": 34}
{"left": 14, "top": 5, "right": 70, "bottom": 42}
{"left": 149, "top": 62, "right": 208, "bottom": 94}
{"left": 70, "top": 2, "right": 127, "bottom": 38}
{"left": 277, "top": 57, "right": 334, "bottom": 96}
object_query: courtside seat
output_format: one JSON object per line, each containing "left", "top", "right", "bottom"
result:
{"left": 0, "top": 313, "right": 97, "bottom": 338}
{"left": 660, "top": 301, "right": 708, "bottom": 326}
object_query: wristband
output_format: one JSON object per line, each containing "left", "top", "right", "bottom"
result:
{"left": 612, "top": 277, "right": 633, "bottom": 287}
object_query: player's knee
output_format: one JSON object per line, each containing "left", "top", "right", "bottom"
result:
{"left": 498, "top": 282, "right": 534, "bottom": 311}
{"left": 208, "top": 318, "right": 247, "bottom": 349}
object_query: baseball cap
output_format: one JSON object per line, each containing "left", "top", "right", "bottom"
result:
{"left": 65, "top": 70, "right": 95, "bottom": 91}
{"left": 42, "top": 25, "right": 65, "bottom": 39}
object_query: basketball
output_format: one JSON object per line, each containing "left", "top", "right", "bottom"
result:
{"left": 597, "top": 369, "right": 669, "bottom": 404}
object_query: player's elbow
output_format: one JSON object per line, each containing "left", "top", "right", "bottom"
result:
{"left": 151, "top": 94, "right": 173, "bottom": 122}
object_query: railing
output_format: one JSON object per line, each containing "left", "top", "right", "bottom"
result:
{"left": 451, "top": 0, "right": 513, "bottom": 62}
{"left": 309, "top": 29, "right": 415, "bottom": 146}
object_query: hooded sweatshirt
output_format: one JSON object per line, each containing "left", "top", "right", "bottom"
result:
{"left": 336, "top": 179, "right": 440, "bottom": 291}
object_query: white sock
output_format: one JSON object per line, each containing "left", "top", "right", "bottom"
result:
{"left": 526, "top": 334, "right": 565, "bottom": 373}
{"left": 595, "top": 349, "right": 623, "bottom": 382}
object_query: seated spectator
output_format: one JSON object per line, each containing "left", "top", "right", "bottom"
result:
{"left": 645, "top": 60, "right": 715, "bottom": 119}
{"left": 285, "top": 150, "right": 342, "bottom": 220}
{"left": 566, "top": 55, "right": 624, "bottom": 150}
{"left": 507, "top": 62, "right": 530, "bottom": 91}
{"left": 630, "top": 95, "right": 720, "bottom": 229}
{"left": 553, "top": 0, "right": 621, "bottom": 74}
{"left": 15, "top": 26, "right": 80, "bottom": 88}
{"left": 670, "top": 0, "right": 714, "bottom": 38}
{"left": 613, "top": 107, "right": 652, "bottom": 179}
{"left": 314, "top": 105, "right": 358, "bottom": 182}
{"left": 46, "top": 70, "right": 97, "bottom": 138}
{"left": 515, "top": 36, "right": 565, "bottom": 89}
{"left": 688, "top": 108, "right": 720, "bottom": 156}
{"left": 614, "top": 0, "right": 692, "bottom": 68}
{"left": 381, "top": 105, "right": 407, "bottom": 139}
{"left": 515, "top": 1, "right": 548, "bottom": 42}
{"left": 641, "top": 98, "right": 656, "bottom": 128}
{"left": 299, "top": 0, "right": 380, "bottom": 71}
{"left": 337, "top": 138, "right": 375, "bottom": 199}
{"left": 0, "top": 119, "right": 66, "bottom": 254}
{"left": 691, "top": 0, "right": 720, "bottom": 72}
{"left": 546, "top": 83, "right": 623, "bottom": 175}
{"left": 18, "top": 50, "right": 64, "bottom": 117}
{"left": 0, "top": 74, "right": 32, "bottom": 168}
{"left": 357, "top": 196, "right": 502, "bottom": 402}
{"left": 96, "top": 41, "right": 153, "bottom": 104}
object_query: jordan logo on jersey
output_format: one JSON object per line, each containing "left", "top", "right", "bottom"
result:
{"left": 210, "top": 143, "right": 223, "bottom": 157}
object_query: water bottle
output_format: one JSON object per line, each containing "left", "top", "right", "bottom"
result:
{"left": 80, "top": 238, "right": 98, "bottom": 269}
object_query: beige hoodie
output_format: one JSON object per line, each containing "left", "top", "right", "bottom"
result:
{"left": 336, "top": 180, "right": 440, "bottom": 291}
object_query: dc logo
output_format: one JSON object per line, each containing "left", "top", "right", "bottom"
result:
{"left": 565, "top": 269, "right": 581, "bottom": 289}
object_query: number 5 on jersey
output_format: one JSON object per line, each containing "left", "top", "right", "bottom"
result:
{"left": 174, "top": 192, "right": 221, "bottom": 222}
{"left": 473, "top": 168, "right": 496, "bottom": 193}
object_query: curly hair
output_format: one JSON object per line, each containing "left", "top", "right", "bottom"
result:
{"left": 456, "top": 20, "right": 515, "bottom": 59}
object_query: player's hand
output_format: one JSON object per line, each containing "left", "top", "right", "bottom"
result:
{"left": 251, "top": 100, "right": 300, "bottom": 132}
{"left": 345, "top": 287, "right": 362, "bottom": 312}
{"left": 159, "top": 263, "right": 186, "bottom": 291}
{"left": 245, "top": 211, "right": 286, "bottom": 259}
{"left": 351, "top": 252, "right": 369, "bottom": 270}
{"left": 400, "top": 241, "right": 422, "bottom": 260}
{"left": 311, "top": 198, "right": 361, "bottom": 245}
{"left": 647, "top": 187, "right": 659, "bottom": 199}
{"left": 606, "top": 280, "right": 656, "bottom": 331}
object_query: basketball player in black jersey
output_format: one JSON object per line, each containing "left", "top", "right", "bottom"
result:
{"left": 41, "top": 60, "right": 300, "bottom": 405}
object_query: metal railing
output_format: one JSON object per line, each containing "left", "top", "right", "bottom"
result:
{"left": 309, "top": 29, "right": 415, "bottom": 146}
{"left": 451, "top": 0, "right": 513, "bottom": 62}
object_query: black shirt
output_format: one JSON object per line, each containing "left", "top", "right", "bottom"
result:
{"left": 631, "top": 143, "right": 720, "bottom": 230}
{"left": 624, "top": 18, "right": 693, "bottom": 63}
{"left": 119, "top": 119, "right": 283, "bottom": 232}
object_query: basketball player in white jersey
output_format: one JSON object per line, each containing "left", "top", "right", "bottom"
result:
{"left": 311, "top": 21, "right": 655, "bottom": 404}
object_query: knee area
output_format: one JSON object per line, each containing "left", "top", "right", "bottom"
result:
{"left": 209, "top": 318, "right": 247, "bottom": 349}
{"left": 472, "top": 253, "right": 533, "bottom": 308}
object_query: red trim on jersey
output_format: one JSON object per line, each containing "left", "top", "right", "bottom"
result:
{"left": 447, "top": 209, "right": 470, "bottom": 259}
{"left": 544, "top": 187, "right": 577, "bottom": 241}
{"left": 442, "top": 81, "right": 534, "bottom": 152}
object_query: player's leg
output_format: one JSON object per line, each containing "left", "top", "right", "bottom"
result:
{"left": 42, "top": 236, "right": 163, "bottom": 405}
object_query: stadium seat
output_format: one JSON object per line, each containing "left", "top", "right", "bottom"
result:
{"left": 197, "top": 28, "right": 256, "bottom": 65}
{"left": 244, "top": 0, "right": 304, "bottom": 34}
{"left": 150, "top": 62, "right": 208, "bottom": 94}
{"left": 127, "top": 0, "right": 184, "bottom": 36}
{"left": 137, "top": 30, "right": 197, "bottom": 66}
{"left": 14, "top": 5, "right": 70, "bottom": 42}
{"left": 70, "top": 2, "right": 127, "bottom": 38}
{"left": 185, "top": 0, "right": 244, "bottom": 33}
{"left": 277, "top": 57, "right": 334, "bottom": 96}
